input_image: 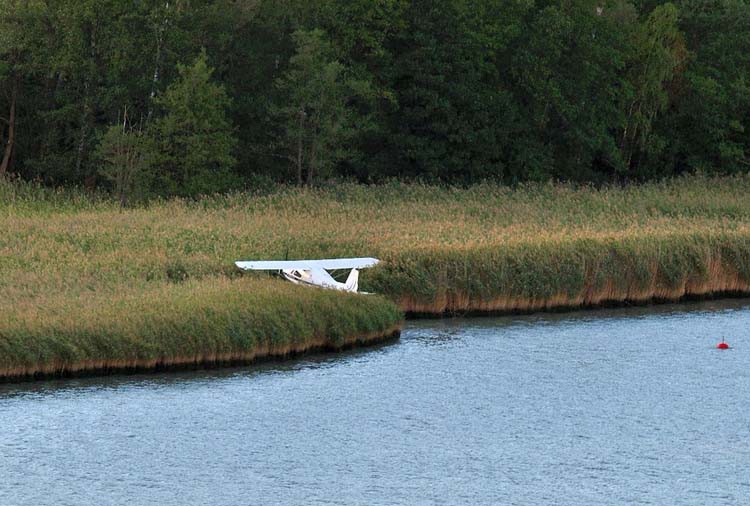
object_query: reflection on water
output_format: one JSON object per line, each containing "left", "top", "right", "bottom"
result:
{"left": 2, "top": 298, "right": 750, "bottom": 505}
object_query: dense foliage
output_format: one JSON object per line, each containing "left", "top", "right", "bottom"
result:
{"left": 1, "top": 0, "right": 749, "bottom": 196}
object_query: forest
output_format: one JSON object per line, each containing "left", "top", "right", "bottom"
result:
{"left": 1, "top": 0, "right": 749, "bottom": 199}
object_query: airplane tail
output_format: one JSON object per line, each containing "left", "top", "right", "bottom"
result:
{"left": 344, "top": 268, "right": 359, "bottom": 292}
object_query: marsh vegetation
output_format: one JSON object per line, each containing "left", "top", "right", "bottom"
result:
{"left": 2, "top": 174, "right": 750, "bottom": 377}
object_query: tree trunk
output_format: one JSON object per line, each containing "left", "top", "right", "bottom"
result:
{"left": 296, "top": 109, "right": 304, "bottom": 185}
{"left": 147, "top": 1, "right": 171, "bottom": 122}
{"left": 0, "top": 80, "right": 17, "bottom": 176}
{"left": 75, "top": 22, "right": 98, "bottom": 178}
{"left": 307, "top": 136, "right": 316, "bottom": 187}
{"left": 74, "top": 105, "right": 90, "bottom": 176}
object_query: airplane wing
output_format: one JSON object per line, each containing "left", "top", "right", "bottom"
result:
{"left": 306, "top": 257, "right": 379, "bottom": 269}
{"left": 235, "top": 257, "right": 379, "bottom": 271}
{"left": 235, "top": 260, "right": 314, "bottom": 270}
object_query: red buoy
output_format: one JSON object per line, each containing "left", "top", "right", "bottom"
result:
{"left": 717, "top": 340, "right": 730, "bottom": 350}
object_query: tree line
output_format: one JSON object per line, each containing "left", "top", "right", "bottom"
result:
{"left": 1, "top": 0, "right": 749, "bottom": 199}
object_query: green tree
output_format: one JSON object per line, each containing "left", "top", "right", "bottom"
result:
{"left": 2, "top": 0, "right": 162, "bottom": 184}
{"left": 274, "top": 29, "right": 364, "bottom": 185}
{"left": 618, "top": 2, "right": 686, "bottom": 174}
{"left": 96, "top": 110, "right": 154, "bottom": 207}
{"left": 0, "top": 35, "right": 18, "bottom": 177}
{"left": 504, "top": 0, "right": 630, "bottom": 182}
{"left": 3, "top": 0, "right": 750, "bottom": 188}
{"left": 151, "top": 51, "right": 238, "bottom": 196}
{"left": 311, "top": 0, "right": 408, "bottom": 181}
{"left": 0, "top": 0, "right": 49, "bottom": 177}
{"left": 665, "top": 0, "right": 750, "bottom": 174}
{"left": 384, "top": 0, "right": 519, "bottom": 182}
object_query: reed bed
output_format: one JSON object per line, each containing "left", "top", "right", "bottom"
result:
{"left": 1, "top": 174, "right": 750, "bottom": 377}
{"left": 0, "top": 276, "right": 402, "bottom": 380}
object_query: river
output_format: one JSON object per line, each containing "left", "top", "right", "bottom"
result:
{"left": 2, "top": 300, "right": 749, "bottom": 505}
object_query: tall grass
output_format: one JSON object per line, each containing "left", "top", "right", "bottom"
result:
{"left": 2, "top": 174, "right": 750, "bottom": 376}
{"left": 0, "top": 276, "right": 402, "bottom": 379}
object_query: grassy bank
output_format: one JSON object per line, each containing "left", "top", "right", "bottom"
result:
{"left": 2, "top": 174, "right": 750, "bottom": 376}
{"left": 0, "top": 276, "right": 402, "bottom": 380}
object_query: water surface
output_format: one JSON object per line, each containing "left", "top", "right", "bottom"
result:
{"left": 2, "top": 300, "right": 749, "bottom": 505}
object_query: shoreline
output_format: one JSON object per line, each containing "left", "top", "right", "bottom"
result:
{"left": 371, "top": 231, "right": 750, "bottom": 317}
{"left": 0, "top": 325, "right": 402, "bottom": 382}
{"left": 0, "top": 278, "right": 403, "bottom": 382}
{"left": 397, "top": 260, "right": 750, "bottom": 315}
{"left": 401, "top": 290, "right": 750, "bottom": 318}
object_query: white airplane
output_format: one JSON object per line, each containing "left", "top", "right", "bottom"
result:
{"left": 235, "top": 257, "right": 379, "bottom": 293}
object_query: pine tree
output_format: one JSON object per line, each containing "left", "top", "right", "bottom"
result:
{"left": 151, "top": 50, "right": 238, "bottom": 196}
